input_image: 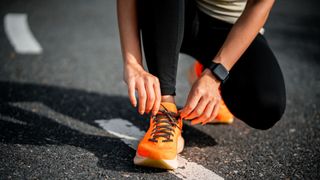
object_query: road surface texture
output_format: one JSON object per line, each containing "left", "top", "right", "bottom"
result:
{"left": 0, "top": 0, "right": 319, "bottom": 179}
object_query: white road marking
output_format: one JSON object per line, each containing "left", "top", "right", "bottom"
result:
{"left": 96, "top": 119, "right": 143, "bottom": 149}
{"left": 4, "top": 13, "right": 43, "bottom": 54}
{"left": 8, "top": 102, "right": 223, "bottom": 179}
{"left": 95, "top": 119, "right": 224, "bottom": 180}
{"left": 10, "top": 102, "right": 109, "bottom": 136}
{"left": 0, "top": 114, "right": 27, "bottom": 125}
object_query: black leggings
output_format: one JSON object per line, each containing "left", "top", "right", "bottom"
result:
{"left": 138, "top": 0, "right": 286, "bottom": 130}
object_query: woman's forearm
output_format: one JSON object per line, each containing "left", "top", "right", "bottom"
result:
{"left": 213, "top": 0, "right": 275, "bottom": 71}
{"left": 117, "top": 0, "right": 143, "bottom": 66}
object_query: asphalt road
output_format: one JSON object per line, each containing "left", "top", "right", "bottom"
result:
{"left": 0, "top": 0, "right": 319, "bottom": 179}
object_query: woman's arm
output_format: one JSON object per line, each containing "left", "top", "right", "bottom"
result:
{"left": 117, "top": 0, "right": 161, "bottom": 115}
{"left": 181, "top": 0, "right": 275, "bottom": 124}
{"left": 212, "top": 0, "right": 275, "bottom": 70}
{"left": 117, "top": 0, "right": 142, "bottom": 66}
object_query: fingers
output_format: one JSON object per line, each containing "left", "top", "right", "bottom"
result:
{"left": 124, "top": 65, "right": 161, "bottom": 115}
{"left": 184, "top": 98, "right": 208, "bottom": 120}
{"left": 180, "top": 89, "right": 201, "bottom": 118}
{"left": 211, "top": 99, "right": 221, "bottom": 122}
{"left": 128, "top": 81, "right": 137, "bottom": 107}
{"left": 132, "top": 76, "right": 161, "bottom": 115}
{"left": 191, "top": 101, "right": 215, "bottom": 125}
{"left": 145, "top": 80, "right": 155, "bottom": 114}
{"left": 203, "top": 99, "right": 221, "bottom": 125}
{"left": 152, "top": 78, "right": 161, "bottom": 115}
{"left": 185, "top": 96, "right": 221, "bottom": 125}
{"left": 180, "top": 70, "right": 222, "bottom": 125}
{"left": 136, "top": 81, "right": 147, "bottom": 114}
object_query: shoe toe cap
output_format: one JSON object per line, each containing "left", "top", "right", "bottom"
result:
{"left": 137, "top": 142, "right": 176, "bottom": 160}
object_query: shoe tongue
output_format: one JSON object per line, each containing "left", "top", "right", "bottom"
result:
{"left": 159, "top": 102, "right": 177, "bottom": 114}
{"left": 151, "top": 102, "right": 178, "bottom": 143}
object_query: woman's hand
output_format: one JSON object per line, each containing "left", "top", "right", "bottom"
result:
{"left": 118, "top": 0, "right": 160, "bottom": 115}
{"left": 180, "top": 69, "right": 221, "bottom": 125}
{"left": 124, "top": 63, "right": 161, "bottom": 115}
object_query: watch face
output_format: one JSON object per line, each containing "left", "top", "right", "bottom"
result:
{"left": 215, "top": 64, "right": 229, "bottom": 80}
{"left": 212, "top": 64, "right": 229, "bottom": 81}
{"left": 209, "top": 63, "right": 229, "bottom": 82}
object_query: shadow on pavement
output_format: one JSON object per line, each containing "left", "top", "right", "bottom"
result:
{"left": 0, "top": 81, "right": 217, "bottom": 173}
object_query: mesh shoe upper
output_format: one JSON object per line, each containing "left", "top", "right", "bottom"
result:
{"left": 136, "top": 102, "right": 183, "bottom": 160}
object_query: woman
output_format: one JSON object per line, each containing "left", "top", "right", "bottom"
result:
{"left": 117, "top": 0, "right": 286, "bottom": 169}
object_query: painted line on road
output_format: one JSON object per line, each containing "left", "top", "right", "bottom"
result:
{"left": 8, "top": 102, "right": 223, "bottom": 179}
{"left": 4, "top": 13, "right": 43, "bottom": 54}
{"left": 9, "top": 102, "right": 110, "bottom": 137}
{"left": 95, "top": 119, "right": 224, "bottom": 180}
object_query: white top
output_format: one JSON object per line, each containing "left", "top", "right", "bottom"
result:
{"left": 196, "top": 0, "right": 247, "bottom": 24}
{"left": 196, "top": 0, "right": 265, "bottom": 34}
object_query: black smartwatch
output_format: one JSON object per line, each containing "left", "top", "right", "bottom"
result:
{"left": 207, "top": 62, "right": 229, "bottom": 83}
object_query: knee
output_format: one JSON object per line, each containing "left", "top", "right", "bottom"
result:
{"left": 244, "top": 95, "right": 286, "bottom": 130}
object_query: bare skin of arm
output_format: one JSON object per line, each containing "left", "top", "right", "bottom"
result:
{"left": 117, "top": 0, "right": 275, "bottom": 123}
{"left": 117, "top": 0, "right": 161, "bottom": 115}
{"left": 181, "top": 0, "right": 275, "bottom": 125}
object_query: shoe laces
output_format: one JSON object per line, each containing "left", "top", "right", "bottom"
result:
{"left": 148, "top": 105, "right": 182, "bottom": 143}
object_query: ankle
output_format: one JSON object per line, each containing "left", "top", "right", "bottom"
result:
{"left": 161, "top": 95, "right": 175, "bottom": 104}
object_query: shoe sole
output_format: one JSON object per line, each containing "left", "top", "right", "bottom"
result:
{"left": 133, "top": 136, "right": 184, "bottom": 170}
{"left": 209, "top": 117, "right": 234, "bottom": 124}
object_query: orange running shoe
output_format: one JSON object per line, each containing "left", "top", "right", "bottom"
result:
{"left": 188, "top": 61, "right": 234, "bottom": 124}
{"left": 134, "top": 102, "right": 184, "bottom": 169}
{"left": 210, "top": 98, "right": 234, "bottom": 124}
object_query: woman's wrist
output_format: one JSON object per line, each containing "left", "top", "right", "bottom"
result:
{"left": 124, "top": 60, "right": 143, "bottom": 69}
{"left": 202, "top": 69, "right": 221, "bottom": 86}
{"left": 212, "top": 56, "right": 232, "bottom": 71}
